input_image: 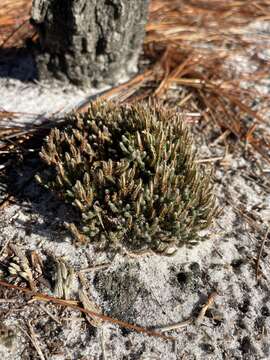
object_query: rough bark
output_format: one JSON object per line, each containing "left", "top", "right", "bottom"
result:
{"left": 31, "top": 0, "right": 149, "bottom": 87}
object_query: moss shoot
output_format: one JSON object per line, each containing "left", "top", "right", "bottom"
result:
{"left": 36, "top": 101, "right": 217, "bottom": 255}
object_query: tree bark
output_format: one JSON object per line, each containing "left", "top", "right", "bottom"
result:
{"left": 31, "top": 0, "right": 149, "bottom": 87}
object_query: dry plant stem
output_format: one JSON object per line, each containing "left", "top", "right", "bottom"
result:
{"left": 227, "top": 199, "right": 265, "bottom": 236}
{"left": 0, "top": 237, "right": 10, "bottom": 257}
{"left": 37, "top": 304, "right": 61, "bottom": 325}
{"left": 0, "top": 280, "right": 175, "bottom": 341}
{"left": 0, "top": 298, "right": 18, "bottom": 303}
{"left": 155, "top": 291, "right": 217, "bottom": 332}
{"left": 79, "top": 263, "right": 111, "bottom": 273}
{"left": 195, "top": 156, "right": 224, "bottom": 164}
{"left": 0, "top": 194, "right": 14, "bottom": 210}
{"left": 195, "top": 291, "right": 217, "bottom": 325}
{"left": 256, "top": 226, "right": 270, "bottom": 280}
{"left": 78, "top": 272, "right": 103, "bottom": 328}
{"left": 27, "top": 321, "right": 46, "bottom": 360}
{"left": 18, "top": 322, "right": 45, "bottom": 360}
{"left": 100, "top": 329, "right": 108, "bottom": 360}
{"left": 156, "top": 319, "right": 193, "bottom": 333}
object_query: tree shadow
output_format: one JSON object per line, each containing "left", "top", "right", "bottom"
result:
{"left": 0, "top": 46, "right": 37, "bottom": 82}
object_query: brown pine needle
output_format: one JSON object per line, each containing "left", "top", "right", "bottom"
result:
{"left": 0, "top": 0, "right": 270, "bottom": 163}
{"left": 0, "top": 279, "right": 175, "bottom": 341}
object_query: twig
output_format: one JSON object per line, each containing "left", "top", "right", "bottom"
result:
{"left": 154, "top": 291, "right": 217, "bottom": 332}
{"left": 195, "top": 291, "right": 217, "bottom": 325}
{"left": 0, "top": 298, "right": 18, "bottom": 303}
{"left": 60, "top": 316, "right": 84, "bottom": 322}
{"left": 37, "top": 304, "right": 61, "bottom": 325}
{"left": 78, "top": 273, "right": 103, "bottom": 328}
{"left": 18, "top": 321, "right": 46, "bottom": 360}
{"left": 100, "top": 328, "right": 108, "bottom": 360}
{"left": 155, "top": 318, "right": 192, "bottom": 333}
{"left": 79, "top": 263, "right": 110, "bottom": 273}
{"left": 0, "top": 237, "right": 10, "bottom": 257}
{"left": 210, "top": 130, "right": 230, "bottom": 147}
{"left": 228, "top": 199, "right": 264, "bottom": 235}
{"left": 195, "top": 156, "right": 224, "bottom": 164}
{"left": 27, "top": 321, "right": 46, "bottom": 360}
{"left": 0, "top": 279, "right": 175, "bottom": 341}
{"left": 256, "top": 226, "right": 270, "bottom": 280}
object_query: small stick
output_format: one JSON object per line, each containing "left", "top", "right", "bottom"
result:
{"left": 184, "top": 112, "right": 201, "bottom": 117}
{"left": 79, "top": 263, "right": 111, "bottom": 273}
{"left": 0, "top": 298, "right": 18, "bottom": 303}
{"left": 155, "top": 291, "right": 218, "bottom": 333}
{"left": 60, "top": 317, "right": 84, "bottom": 322}
{"left": 256, "top": 226, "right": 270, "bottom": 280}
{"left": 210, "top": 129, "right": 230, "bottom": 147}
{"left": 127, "top": 249, "right": 154, "bottom": 258}
{"left": 18, "top": 321, "right": 46, "bottom": 360}
{"left": 37, "top": 304, "right": 62, "bottom": 325}
{"left": 27, "top": 321, "right": 46, "bottom": 360}
{"left": 195, "top": 292, "right": 217, "bottom": 325}
{"left": 195, "top": 156, "right": 224, "bottom": 164}
{"left": 0, "top": 280, "right": 175, "bottom": 341}
{"left": 0, "top": 237, "right": 10, "bottom": 257}
{"left": 100, "top": 328, "right": 108, "bottom": 360}
{"left": 155, "top": 318, "right": 192, "bottom": 333}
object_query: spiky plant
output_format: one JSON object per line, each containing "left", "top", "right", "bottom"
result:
{"left": 36, "top": 101, "right": 217, "bottom": 255}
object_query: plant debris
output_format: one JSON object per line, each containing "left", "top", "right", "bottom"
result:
{"left": 0, "top": 279, "right": 175, "bottom": 341}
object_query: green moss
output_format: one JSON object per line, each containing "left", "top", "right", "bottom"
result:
{"left": 36, "top": 101, "right": 217, "bottom": 254}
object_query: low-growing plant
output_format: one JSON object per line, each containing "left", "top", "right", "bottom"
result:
{"left": 36, "top": 101, "right": 217, "bottom": 255}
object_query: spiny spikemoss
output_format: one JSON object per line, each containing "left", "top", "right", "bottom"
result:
{"left": 36, "top": 101, "right": 217, "bottom": 255}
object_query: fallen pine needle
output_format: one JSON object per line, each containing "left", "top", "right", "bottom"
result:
{"left": 256, "top": 226, "right": 270, "bottom": 280}
{"left": 0, "top": 279, "right": 175, "bottom": 341}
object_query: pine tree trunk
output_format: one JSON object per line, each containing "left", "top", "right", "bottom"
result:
{"left": 31, "top": 0, "right": 149, "bottom": 87}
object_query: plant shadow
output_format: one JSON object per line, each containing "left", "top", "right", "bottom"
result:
{"left": 1, "top": 134, "right": 80, "bottom": 244}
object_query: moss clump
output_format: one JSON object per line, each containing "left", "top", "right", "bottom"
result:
{"left": 37, "top": 101, "right": 217, "bottom": 254}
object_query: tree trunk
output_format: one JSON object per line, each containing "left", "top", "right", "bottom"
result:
{"left": 31, "top": 0, "right": 149, "bottom": 87}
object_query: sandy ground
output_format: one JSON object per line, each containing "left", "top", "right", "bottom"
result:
{"left": 0, "top": 49, "right": 270, "bottom": 360}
